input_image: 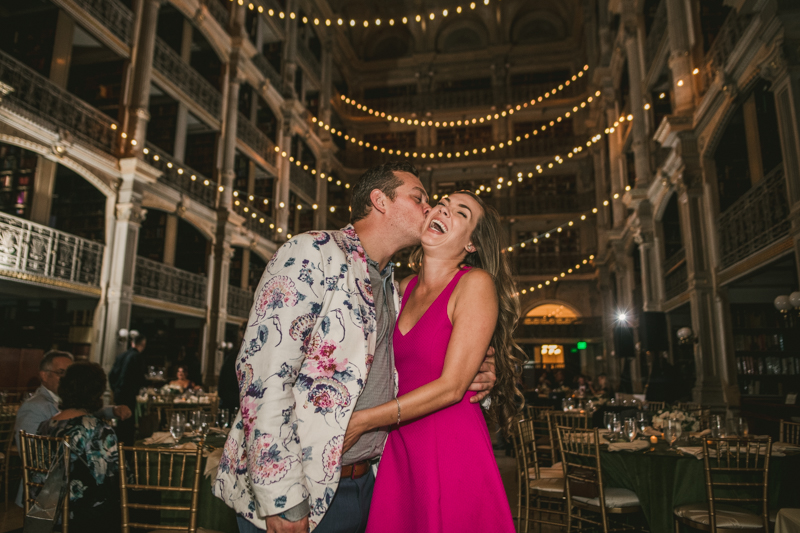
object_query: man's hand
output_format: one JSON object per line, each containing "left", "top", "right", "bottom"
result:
{"left": 468, "top": 346, "right": 497, "bottom": 404}
{"left": 113, "top": 405, "right": 133, "bottom": 420}
{"left": 266, "top": 515, "right": 309, "bottom": 533}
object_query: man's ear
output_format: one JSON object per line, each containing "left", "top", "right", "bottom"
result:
{"left": 369, "top": 189, "right": 388, "bottom": 215}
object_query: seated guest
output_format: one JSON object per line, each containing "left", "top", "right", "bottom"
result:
{"left": 37, "top": 362, "right": 120, "bottom": 531}
{"left": 536, "top": 371, "right": 551, "bottom": 393}
{"left": 592, "top": 373, "right": 615, "bottom": 398}
{"left": 169, "top": 365, "right": 200, "bottom": 393}
{"left": 14, "top": 350, "right": 130, "bottom": 507}
{"left": 574, "top": 374, "right": 590, "bottom": 396}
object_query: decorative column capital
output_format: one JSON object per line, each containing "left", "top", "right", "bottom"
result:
{"left": 116, "top": 202, "right": 147, "bottom": 225}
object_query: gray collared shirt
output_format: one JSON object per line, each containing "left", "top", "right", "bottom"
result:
{"left": 342, "top": 257, "right": 396, "bottom": 465}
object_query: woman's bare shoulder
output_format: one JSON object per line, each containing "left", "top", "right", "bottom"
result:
{"left": 398, "top": 274, "right": 416, "bottom": 296}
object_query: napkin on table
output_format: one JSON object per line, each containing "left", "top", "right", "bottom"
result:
{"left": 677, "top": 447, "right": 704, "bottom": 459}
{"left": 143, "top": 432, "right": 176, "bottom": 445}
{"left": 608, "top": 440, "right": 650, "bottom": 452}
{"left": 205, "top": 448, "right": 223, "bottom": 479}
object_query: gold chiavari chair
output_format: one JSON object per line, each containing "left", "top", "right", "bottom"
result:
{"left": 513, "top": 418, "right": 565, "bottom": 533}
{"left": 673, "top": 436, "right": 771, "bottom": 532}
{"left": 526, "top": 405, "right": 554, "bottom": 466}
{"left": 120, "top": 440, "right": 221, "bottom": 533}
{"left": 779, "top": 420, "right": 800, "bottom": 445}
{"left": 19, "top": 431, "right": 70, "bottom": 532}
{"left": 0, "top": 413, "right": 15, "bottom": 506}
{"left": 547, "top": 411, "right": 591, "bottom": 464}
{"left": 555, "top": 426, "right": 642, "bottom": 533}
{"left": 677, "top": 402, "right": 702, "bottom": 412}
{"left": 0, "top": 403, "right": 21, "bottom": 415}
{"left": 646, "top": 401, "right": 666, "bottom": 413}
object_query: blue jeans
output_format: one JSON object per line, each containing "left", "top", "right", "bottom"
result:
{"left": 236, "top": 469, "right": 375, "bottom": 533}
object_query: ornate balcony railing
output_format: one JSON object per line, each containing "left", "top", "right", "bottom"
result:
{"left": 508, "top": 77, "right": 588, "bottom": 104}
{"left": 154, "top": 37, "right": 222, "bottom": 118}
{"left": 252, "top": 54, "right": 282, "bottom": 89}
{"left": 360, "top": 88, "right": 496, "bottom": 114}
{"left": 512, "top": 136, "right": 588, "bottom": 159}
{"left": 0, "top": 212, "right": 104, "bottom": 291}
{"left": 134, "top": 256, "right": 207, "bottom": 309}
{"left": 201, "top": 0, "right": 230, "bottom": 30}
{"left": 296, "top": 40, "right": 321, "bottom": 75}
{"left": 663, "top": 248, "right": 688, "bottom": 300}
{"left": 518, "top": 317, "right": 603, "bottom": 340}
{"left": 700, "top": 9, "right": 754, "bottom": 94}
{"left": 513, "top": 252, "right": 595, "bottom": 276}
{"left": 237, "top": 113, "right": 277, "bottom": 166}
{"left": 227, "top": 285, "right": 254, "bottom": 318}
{"left": 56, "top": 0, "right": 133, "bottom": 45}
{"left": 484, "top": 192, "right": 596, "bottom": 218}
{"left": 143, "top": 144, "right": 217, "bottom": 209}
{"left": 0, "top": 51, "right": 119, "bottom": 154}
{"left": 289, "top": 164, "right": 317, "bottom": 199}
{"left": 644, "top": 0, "right": 667, "bottom": 68}
{"left": 234, "top": 202, "right": 274, "bottom": 240}
{"left": 718, "top": 165, "right": 790, "bottom": 270}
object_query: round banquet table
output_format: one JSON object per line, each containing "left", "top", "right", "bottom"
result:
{"left": 594, "top": 440, "right": 800, "bottom": 533}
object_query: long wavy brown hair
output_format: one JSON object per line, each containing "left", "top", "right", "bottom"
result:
{"left": 409, "top": 191, "right": 524, "bottom": 435}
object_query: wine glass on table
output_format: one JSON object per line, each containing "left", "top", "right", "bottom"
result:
{"left": 199, "top": 412, "right": 212, "bottom": 438}
{"left": 624, "top": 417, "right": 638, "bottom": 442}
{"left": 636, "top": 412, "right": 649, "bottom": 436}
{"left": 169, "top": 412, "right": 186, "bottom": 442}
{"left": 665, "top": 418, "right": 682, "bottom": 448}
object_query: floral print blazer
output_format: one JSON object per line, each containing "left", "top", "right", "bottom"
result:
{"left": 213, "top": 226, "right": 399, "bottom": 530}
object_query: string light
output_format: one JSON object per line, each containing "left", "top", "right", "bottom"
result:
{"left": 312, "top": 90, "right": 602, "bottom": 162}
{"left": 336, "top": 66, "right": 592, "bottom": 125}
{"left": 513, "top": 253, "right": 596, "bottom": 297}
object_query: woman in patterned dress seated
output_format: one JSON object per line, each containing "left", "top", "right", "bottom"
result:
{"left": 37, "top": 361, "right": 120, "bottom": 531}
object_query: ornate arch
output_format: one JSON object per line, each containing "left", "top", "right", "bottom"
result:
{"left": 522, "top": 299, "right": 582, "bottom": 318}
{"left": 435, "top": 18, "right": 489, "bottom": 54}
{"left": 0, "top": 135, "right": 115, "bottom": 198}
{"left": 510, "top": 9, "right": 568, "bottom": 45}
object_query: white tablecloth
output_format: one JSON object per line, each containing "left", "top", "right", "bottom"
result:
{"left": 776, "top": 509, "right": 800, "bottom": 533}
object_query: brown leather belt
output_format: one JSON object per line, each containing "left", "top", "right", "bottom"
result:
{"left": 340, "top": 459, "right": 371, "bottom": 480}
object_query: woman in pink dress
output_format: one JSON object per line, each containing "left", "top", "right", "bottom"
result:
{"left": 343, "top": 191, "right": 521, "bottom": 533}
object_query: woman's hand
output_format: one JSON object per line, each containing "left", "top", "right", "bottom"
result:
{"left": 343, "top": 411, "right": 370, "bottom": 454}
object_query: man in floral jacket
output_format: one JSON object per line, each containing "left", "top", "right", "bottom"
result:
{"left": 214, "top": 162, "right": 495, "bottom": 533}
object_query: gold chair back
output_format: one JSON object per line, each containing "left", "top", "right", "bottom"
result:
{"left": 677, "top": 402, "right": 701, "bottom": 411}
{"left": 646, "top": 401, "right": 665, "bottom": 412}
{"left": 513, "top": 418, "right": 564, "bottom": 533}
{"left": 525, "top": 405, "right": 554, "bottom": 465}
{"left": 119, "top": 442, "right": 205, "bottom": 533}
{"left": 780, "top": 420, "right": 800, "bottom": 445}
{"left": 701, "top": 436, "right": 771, "bottom": 532}
{"left": 547, "top": 411, "right": 591, "bottom": 463}
{"left": 19, "top": 431, "right": 70, "bottom": 532}
{"left": 0, "top": 413, "right": 15, "bottom": 505}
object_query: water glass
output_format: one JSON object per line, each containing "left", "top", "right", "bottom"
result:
{"left": 736, "top": 417, "right": 749, "bottom": 436}
{"left": 710, "top": 415, "right": 726, "bottom": 438}
{"left": 624, "top": 417, "right": 638, "bottom": 442}
{"left": 217, "top": 408, "right": 230, "bottom": 429}
{"left": 665, "top": 418, "right": 682, "bottom": 447}
{"left": 169, "top": 412, "right": 186, "bottom": 441}
{"left": 604, "top": 412, "right": 618, "bottom": 432}
{"left": 635, "top": 412, "right": 649, "bottom": 434}
{"left": 199, "top": 412, "right": 213, "bottom": 437}
{"left": 189, "top": 410, "right": 202, "bottom": 432}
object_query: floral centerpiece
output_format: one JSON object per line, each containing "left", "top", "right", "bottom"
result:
{"left": 159, "top": 383, "right": 183, "bottom": 396}
{"left": 651, "top": 407, "right": 700, "bottom": 433}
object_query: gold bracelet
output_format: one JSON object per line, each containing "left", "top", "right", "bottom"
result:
{"left": 395, "top": 397, "right": 401, "bottom": 425}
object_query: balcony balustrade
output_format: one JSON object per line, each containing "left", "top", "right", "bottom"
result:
{"left": 56, "top": 0, "right": 133, "bottom": 45}
{"left": 134, "top": 256, "right": 207, "bottom": 309}
{"left": 644, "top": 0, "right": 667, "bottom": 69}
{"left": 252, "top": 54, "right": 282, "bottom": 90}
{"left": 227, "top": 285, "right": 254, "bottom": 318}
{"left": 143, "top": 144, "right": 217, "bottom": 209}
{"left": 484, "top": 192, "right": 595, "bottom": 218}
{"left": 289, "top": 164, "right": 317, "bottom": 200}
{"left": 0, "top": 51, "right": 119, "bottom": 154}
{"left": 296, "top": 40, "right": 321, "bottom": 75}
{"left": 0, "top": 213, "right": 104, "bottom": 292}
{"left": 718, "top": 165, "right": 790, "bottom": 270}
{"left": 700, "top": 9, "right": 754, "bottom": 95}
{"left": 237, "top": 113, "right": 277, "bottom": 166}
{"left": 153, "top": 37, "right": 222, "bottom": 119}
{"left": 518, "top": 317, "right": 603, "bottom": 340}
{"left": 663, "top": 248, "right": 688, "bottom": 301}
{"left": 513, "top": 252, "right": 595, "bottom": 276}
{"left": 201, "top": 0, "right": 230, "bottom": 30}
{"left": 234, "top": 203, "right": 273, "bottom": 240}
{"left": 508, "top": 76, "right": 588, "bottom": 105}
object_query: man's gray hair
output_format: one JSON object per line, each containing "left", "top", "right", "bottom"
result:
{"left": 40, "top": 350, "right": 74, "bottom": 372}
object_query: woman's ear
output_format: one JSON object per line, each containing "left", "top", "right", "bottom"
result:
{"left": 466, "top": 242, "right": 475, "bottom": 253}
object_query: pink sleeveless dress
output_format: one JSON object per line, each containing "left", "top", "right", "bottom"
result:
{"left": 365, "top": 267, "right": 515, "bottom": 533}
